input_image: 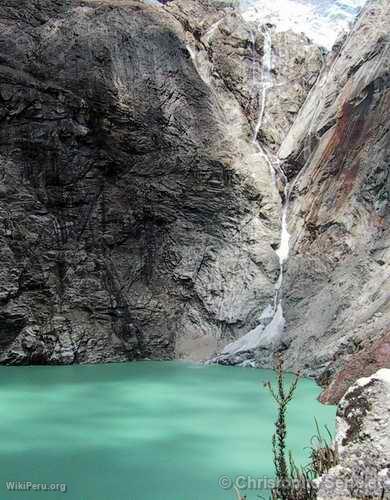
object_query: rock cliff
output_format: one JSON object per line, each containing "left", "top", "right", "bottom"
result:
{"left": 277, "top": 0, "right": 390, "bottom": 396}
{"left": 0, "top": 0, "right": 321, "bottom": 364}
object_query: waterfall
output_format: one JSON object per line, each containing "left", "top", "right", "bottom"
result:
{"left": 273, "top": 177, "right": 290, "bottom": 313}
{"left": 276, "top": 184, "right": 290, "bottom": 265}
{"left": 250, "top": 25, "right": 291, "bottom": 330}
{"left": 250, "top": 27, "right": 277, "bottom": 184}
{"left": 252, "top": 26, "right": 272, "bottom": 143}
{"left": 187, "top": 21, "right": 291, "bottom": 363}
{"left": 212, "top": 24, "right": 291, "bottom": 364}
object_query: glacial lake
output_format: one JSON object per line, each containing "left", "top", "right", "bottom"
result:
{"left": 0, "top": 361, "right": 335, "bottom": 499}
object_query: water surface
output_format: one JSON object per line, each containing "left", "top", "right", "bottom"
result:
{"left": 0, "top": 361, "right": 335, "bottom": 499}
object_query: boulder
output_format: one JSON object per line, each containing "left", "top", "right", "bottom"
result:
{"left": 317, "top": 369, "right": 390, "bottom": 499}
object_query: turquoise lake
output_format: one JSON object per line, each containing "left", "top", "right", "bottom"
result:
{"left": 0, "top": 361, "right": 336, "bottom": 499}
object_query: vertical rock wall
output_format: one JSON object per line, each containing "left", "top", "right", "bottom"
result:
{"left": 0, "top": 0, "right": 322, "bottom": 364}
{"left": 278, "top": 0, "right": 390, "bottom": 392}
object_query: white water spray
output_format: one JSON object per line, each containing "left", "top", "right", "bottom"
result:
{"left": 276, "top": 190, "right": 290, "bottom": 264}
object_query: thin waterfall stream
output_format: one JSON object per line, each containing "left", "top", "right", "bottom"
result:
{"left": 184, "top": 16, "right": 292, "bottom": 364}
{"left": 213, "top": 24, "right": 291, "bottom": 364}
{"left": 252, "top": 26, "right": 272, "bottom": 142}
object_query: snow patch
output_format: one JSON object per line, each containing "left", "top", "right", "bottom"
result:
{"left": 240, "top": 0, "right": 367, "bottom": 49}
{"left": 356, "top": 369, "right": 390, "bottom": 387}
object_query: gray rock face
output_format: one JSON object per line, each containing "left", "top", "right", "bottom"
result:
{"left": 166, "top": 0, "right": 323, "bottom": 362}
{"left": 0, "top": 0, "right": 321, "bottom": 364}
{"left": 277, "top": 0, "right": 390, "bottom": 383}
{"left": 317, "top": 369, "right": 390, "bottom": 499}
{"left": 169, "top": 0, "right": 323, "bottom": 152}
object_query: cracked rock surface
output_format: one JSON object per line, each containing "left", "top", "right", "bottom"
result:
{"left": 277, "top": 0, "right": 390, "bottom": 391}
{"left": 0, "top": 0, "right": 321, "bottom": 364}
{"left": 317, "top": 369, "right": 390, "bottom": 499}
